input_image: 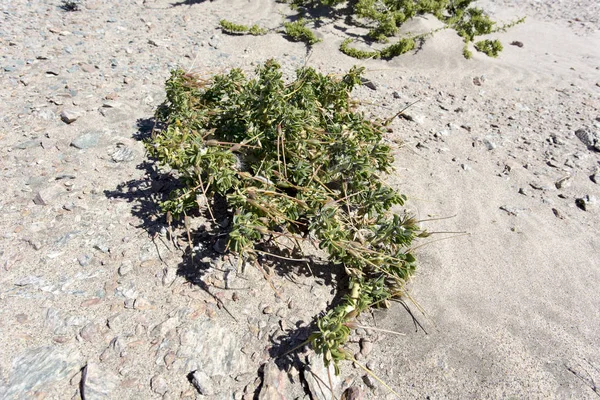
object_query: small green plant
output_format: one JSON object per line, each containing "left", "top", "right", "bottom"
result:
{"left": 219, "top": 19, "right": 267, "bottom": 35}
{"left": 284, "top": 18, "right": 321, "bottom": 45}
{"left": 147, "top": 60, "right": 428, "bottom": 384}
{"left": 474, "top": 39, "right": 503, "bottom": 57}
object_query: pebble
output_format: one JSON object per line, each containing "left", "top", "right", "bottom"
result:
{"left": 190, "top": 370, "right": 216, "bottom": 396}
{"left": 60, "top": 109, "right": 81, "bottom": 124}
{"left": 359, "top": 338, "right": 373, "bottom": 357}
{"left": 342, "top": 386, "right": 365, "bottom": 400}
{"left": 575, "top": 127, "right": 600, "bottom": 151}
{"left": 78, "top": 254, "right": 92, "bottom": 267}
{"left": 118, "top": 261, "right": 134, "bottom": 276}
{"left": 150, "top": 375, "right": 169, "bottom": 396}
{"left": 575, "top": 195, "right": 596, "bottom": 211}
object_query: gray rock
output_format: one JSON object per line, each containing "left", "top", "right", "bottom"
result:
{"left": 71, "top": 132, "right": 100, "bottom": 149}
{"left": 0, "top": 345, "right": 82, "bottom": 399}
{"left": 303, "top": 353, "right": 341, "bottom": 400}
{"left": 60, "top": 109, "right": 81, "bottom": 124}
{"left": 575, "top": 128, "right": 600, "bottom": 151}
{"left": 81, "top": 362, "right": 120, "bottom": 399}
{"left": 191, "top": 370, "right": 216, "bottom": 396}
{"left": 176, "top": 319, "right": 249, "bottom": 376}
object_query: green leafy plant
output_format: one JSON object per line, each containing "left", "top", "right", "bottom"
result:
{"left": 219, "top": 19, "right": 267, "bottom": 35}
{"left": 219, "top": 0, "right": 524, "bottom": 59}
{"left": 284, "top": 18, "right": 321, "bottom": 44}
{"left": 146, "top": 60, "right": 429, "bottom": 385}
{"left": 474, "top": 39, "right": 503, "bottom": 57}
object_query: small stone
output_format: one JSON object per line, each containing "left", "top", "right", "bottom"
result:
{"left": 118, "top": 261, "right": 133, "bottom": 276}
{"left": 359, "top": 338, "right": 373, "bottom": 357}
{"left": 510, "top": 41, "right": 524, "bottom": 47}
{"left": 80, "top": 323, "right": 99, "bottom": 342}
{"left": 78, "top": 254, "right": 92, "bottom": 267}
{"left": 190, "top": 371, "right": 216, "bottom": 396}
{"left": 552, "top": 208, "right": 565, "bottom": 219}
{"left": 575, "top": 128, "right": 600, "bottom": 151}
{"left": 71, "top": 132, "right": 100, "bottom": 149}
{"left": 360, "top": 78, "right": 377, "bottom": 90}
{"left": 591, "top": 172, "right": 599, "bottom": 184}
{"left": 483, "top": 138, "right": 496, "bottom": 150}
{"left": 361, "top": 374, "right": 376, "bottom": 389}
{"left": 555, "top": 176, "right": 572, "bottom": 189}
{"left": 342, "top": 386, "right": 365, "bottom": 400}
{"left": 150, "top": 375, "right": 168, "bottom": 396}
{"left": 262, "top": 306, "right": 272, "bottom": 315}
{"left": 392, "top": 91, "right": 401, "bottom": 99}
{"left": 575, "top": 195, "right": 596, "bottom": 211}
{"left": 60, "top": 109, "right": 81, "bottom": 124}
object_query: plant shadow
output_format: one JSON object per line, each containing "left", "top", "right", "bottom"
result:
{"left": 105, "top": 116, "right": 356, "bottom": 375}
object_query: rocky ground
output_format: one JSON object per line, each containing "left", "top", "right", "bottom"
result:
{"left": 1, "top": 0, "right": 599, "bottom": 399}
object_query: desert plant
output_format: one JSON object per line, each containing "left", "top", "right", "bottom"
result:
{"left": 146, "top": 60, "right": 428, "bottom": 384}
{"left": 219, "top": 0, "right": 524, "bottom": 59}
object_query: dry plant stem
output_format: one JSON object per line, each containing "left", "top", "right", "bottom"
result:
{"left": 350, "top": 324, "right": 406, "bottom": 336}
{"left": 253, "top": 249, "right": 310, "bottom": 263}
{"left": 198, "top": 175, "right": 216, "bottom": 224}
{"left": 383, "top": 99, "right": 422, "bottom": 126}
{"left": 409, "top": 233, "right": 471, "bottom": 252}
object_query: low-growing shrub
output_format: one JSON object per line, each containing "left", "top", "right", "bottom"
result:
{"left": 146, "top": 60, "right": 428, "bottom": 381}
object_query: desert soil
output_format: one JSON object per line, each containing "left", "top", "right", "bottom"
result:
{"left": 1, "top": 0, "right": 599, "bottom": 399}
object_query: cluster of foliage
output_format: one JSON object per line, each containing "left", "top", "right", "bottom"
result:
{"left": 220, "top": 0, "right": 524, "bottom": 59}
{"left": 147, "top": 60, "right": 427, "bottom": 375}
{"left": 219, "top": 20, "right": 268, "bottom": 36}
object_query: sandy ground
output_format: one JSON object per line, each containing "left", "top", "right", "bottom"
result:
{"left": 1, "top": 0, "right": 599, "bottom": 399}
